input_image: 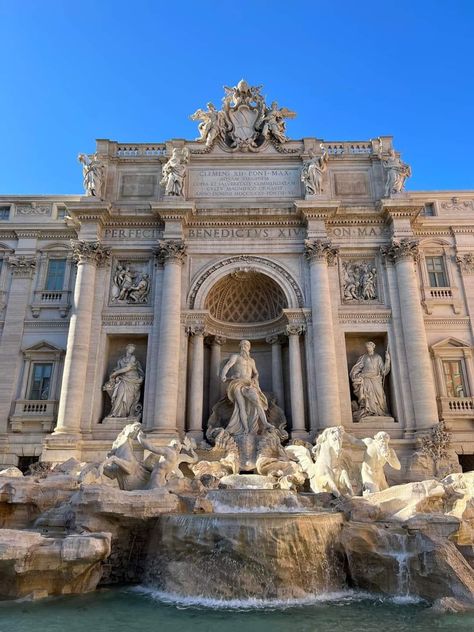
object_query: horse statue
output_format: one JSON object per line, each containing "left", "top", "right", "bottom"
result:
{"left": 285, "top": 426, "right": 353, "bottom": 497}
{"left": 101, "top": 422, "right": 198, "bottom": 490}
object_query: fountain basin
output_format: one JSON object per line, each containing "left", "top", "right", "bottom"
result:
{"left": 144, "top": 511, "right": 346, "bottom": 600}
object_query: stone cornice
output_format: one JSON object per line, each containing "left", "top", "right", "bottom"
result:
{"left": 295, "top": 199, "right": 340, "bottom": 222}
{"left": 380, "top": 238, "right": 420, "bottom": 263}
{"left": 378, "top": 198, "right": 424, "bottom": 224}
{"left": 304, "top": 238, "right": 339, "bottom": 264}
{"left": 64, "top": 201, "right": 112, "bottom": 227}
{"left": 71, "top": 239, "right": 111, "bottom": 266}
{"left": 155, "top": 239, "right": 187, "bottom": 265}
{"left": 151, "top": 201, "right": 195, "bottom": 225}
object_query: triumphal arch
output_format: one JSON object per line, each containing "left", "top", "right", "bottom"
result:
{"left": 1, "top": 79, "right": 474, "bottom": 477}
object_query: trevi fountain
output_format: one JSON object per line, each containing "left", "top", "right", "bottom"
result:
{"left": 1, "top": 81, "right": 474, "bottom": 630}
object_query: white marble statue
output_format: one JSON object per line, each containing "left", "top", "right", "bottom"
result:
{"left": 103, "top": 344, "right": 144, "bottom": 419}
{"left": 190, "top": 102, "right": 224, "bottom": 147}
{"left": 160, "top": 147, "right": 189, "bottom": 196}
{"left": 301, "top": 148, "right": 329, "bottom": 195}
{"left": 144, "top": 436, "right": 198, "bottom": 488}
{"left": 286, "top": 426, "right": 353, "bottom": 497}
{"left": 261, "top": 101, "right": 296, "bottom": 144}
{"left": 350, "top": 342, "right": 391, "bottom": 420}
{"left": 220, "top": 340, "right": 273, "bottom": 435}
{"left": 101, "top": 422, "right": 198, "bottom": 490}
{"left": 380, "top": 147, "right": 411, "bottom": 197}
{"left": 346, "top": 431, "right": 401, "bottom": 494}
{"left": 78, "top": 153, "right": 103, "bottom": 197}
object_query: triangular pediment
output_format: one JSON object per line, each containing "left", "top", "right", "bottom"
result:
{"left": 22, "top": 340, "right": 64, "bottom": 354}
{"left": 431, "top": 336, "right": 471, "bottom": 349}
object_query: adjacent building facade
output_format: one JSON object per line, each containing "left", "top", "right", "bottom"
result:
{"left": 0, "top": 81, "right": 473, "bottom": 476}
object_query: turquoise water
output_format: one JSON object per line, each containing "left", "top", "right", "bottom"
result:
{"left": 1, "top": 588, "right": 474, "bottom": 632}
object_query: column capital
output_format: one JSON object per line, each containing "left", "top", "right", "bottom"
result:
{"left": 266, "top": 334, "right": 282, "bottom": 345}
{"left": 7, "top": 255, "right": 37, "bottom": 278}
{"left": 380, "top": 238, "right": 420, "bottom": 263}
{"left": 213, "top": 335, "right": 227, "bottom": 346}
{"left": 304, "top": 238, "right": 339, "bottom": 264}
{"left": 155, "top": 239, "right": 187, "bottom": 265}
{"left": 456, "top": 253, "right": 474, "bottom": 274}
{"left": 70, "top": 239, "right": 111, "bottom": 266}
{"left": 285, "top": 324, "right": 306, "bottom": 336}
{"left": 185, "top": 323, "right": 206, "bottom": 336}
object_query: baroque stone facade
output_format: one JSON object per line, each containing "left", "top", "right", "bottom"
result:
{"left": 0, "top": 80, "right": 474, "bottom": 474}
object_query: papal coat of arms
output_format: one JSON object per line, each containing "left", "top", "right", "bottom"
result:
{"left": 190, "top": 79, "right": 296, "bottom": 152}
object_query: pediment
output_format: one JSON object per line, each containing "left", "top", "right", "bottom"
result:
{"left": 22, "top": 340, "right": 64, "bottom": 354}
{"left": 431, "top": 336, "right": 471, "bottom": 349}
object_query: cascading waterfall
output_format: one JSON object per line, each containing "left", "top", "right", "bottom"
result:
{"left": 142, "top": 490, "right": 346, "bottom": 601}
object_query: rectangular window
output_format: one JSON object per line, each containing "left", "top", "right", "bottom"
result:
{"left": 0, "top": 206, "right": 10, "bottom": 220}
{"left": 29, "top": 363, "right": 53, "bottom": 400}
{"left": 443, "top": 360, "right": 467, "bottom": 398}
{"left": 423, "top": 203, "right": 435, "bottom": 216}
{"left": 57, "top": 207, "right": 67, "bottom": 220}
{"left": 426, "top": 256, "right": 448, "bottom": 287}
{"left": 45, "top": 259, "right": 66, "bottom": 291}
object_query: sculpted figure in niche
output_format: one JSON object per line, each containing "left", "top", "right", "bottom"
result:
{"left": 301, "top": 148, "right": 329, "bottom": 195}
{"left": 380, "top": 146, "right": 411, "bottom": 197}
{"left": 103, "top": 344, "right": 144, "bottom": 419}
{"left": 78, "top": 153, "right": 104, "bottom": 197}
{"left": 160, "top": 147, "right": 189, "bottom": 196}
{"left": 350, "top": 342, "right": 391, "bottom": 420}
{"left": 112, "top": 264, "right": 150, "bottom": 304}
{"left": 346, "top": 431, "right": 401, "bottom": 494}
{"left": 220, "top": 339, "right": 273, "bottom": 435}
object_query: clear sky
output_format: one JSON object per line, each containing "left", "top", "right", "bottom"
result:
{"left": 0, "top": 0, "right": 473, "bottom": 194}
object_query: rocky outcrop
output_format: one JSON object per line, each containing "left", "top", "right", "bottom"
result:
{"left": 0, "top": 529, "right": 111, "bottom": 599}
{"left": 0, "top": 473, "right": 80, "bottom": 529}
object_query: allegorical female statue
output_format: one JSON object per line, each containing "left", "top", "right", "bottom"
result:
{"left": 78, "top": 153, "right": 103, "bottom": 197}
{"left": 103, "top": 344, "right": 144, "bottom": 418}
{"left": 301, "top": 148, "right": 329, "bottom": 195}
{"left": 350, "top": 341, "right": 391, "bottom": 420}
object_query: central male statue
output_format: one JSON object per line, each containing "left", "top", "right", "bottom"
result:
{"left": 350, "top": 341, "right": 391, "bottom": 420}
{"left": 221, "top": 339, "right": 273, "bottom": 435}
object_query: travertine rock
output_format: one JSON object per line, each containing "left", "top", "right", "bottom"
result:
{"left": 0, "top": 467, "right": 24, "bottom": 477}
{"left": 0, "top": 529, "right": 111, "bottom": 599}
{"left": 342, "top": 522, "right": 474, "bottom": 602}
{"left": 360, "top": 479, "right": 446, "bottom": 521}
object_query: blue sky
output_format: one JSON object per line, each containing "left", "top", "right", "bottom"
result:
{"left": 0, "top": 0, "right": 473, "bottom": 194}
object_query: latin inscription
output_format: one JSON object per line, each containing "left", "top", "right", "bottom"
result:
{"left": 104, "top": 228, "right": 162, "bottom": 240}
{"left": 188, "top": 168, "right": 302, "bottom": 198}
{"left": 188, "top": 227, "right": 306, "bottom": 239}
{"left": 328, "top": 226, "right": 386, "bottom": 238}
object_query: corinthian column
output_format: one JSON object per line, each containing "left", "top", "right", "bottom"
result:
{"left": 266, "top": 335, "right": 285, "bottom": 410}
{"left": 54, "top": 241, "right": 110, "bottom": 436}
{"left": 0, "top": 256, "right": 37, "bottom": 433}
{"left": 382, "top": 238, "right": 438, "bottom": 431}
{"left": 186, "top": 324, "right": 205, "bottom": 441}
{"left": 209, "top": 336, "right": 225, "bottom": 410}
{"left": 152, "top": 240, "right": 186, "bottom": 436}
{"left": 304, "top": 239, "right": 341, "bottom": 428}
{"left": 285, "top": 324, "right": 307, "bottom": 439}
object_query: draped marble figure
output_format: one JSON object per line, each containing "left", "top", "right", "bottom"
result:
{"left": 220, "top": 339, "right": 273, "bottom": 435}
{"left": 350, "top": 342, "right": 391, "bottom": 420}
{"left": 103, "top": 344, "right": 144, "bottom": 418}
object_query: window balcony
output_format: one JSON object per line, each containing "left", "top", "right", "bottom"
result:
{"left": 31, "top": 289, "right": 71, "bottom": 318}
{"left": 421, "top": 286, "right": 461, "bottom": 315}
{"left": 9, "top": 399, "right": 58, "bottom": 432}
{"left": 437, "top": 396, "right": 474, "bottom": 418}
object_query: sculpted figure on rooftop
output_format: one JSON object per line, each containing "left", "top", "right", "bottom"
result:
{"left": 78, "top": 153, "right": 104, "bottom": 197}
{"left": 379, "top": 144, "right": 411, "bottom": 196}
{"left": 261, "top": 101, "right": 296, "bottom": 144}
{"left": 301, "top": 148, "right": 329, "bottom": 195}
{"left": 190, "top": 102, "right": 227, "bottom": 147}
{"left": 160, "top": 147, "right": 189, "bottom": 196}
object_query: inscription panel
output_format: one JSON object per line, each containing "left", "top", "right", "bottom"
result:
{"left": 334, "top": 172, "right": 369, "bottom": 196}
{"left": 120, "top": 174, "right": 157, "bottom": 198}
{"left": 188, "top": 168, "right": 302, "bottom": 198}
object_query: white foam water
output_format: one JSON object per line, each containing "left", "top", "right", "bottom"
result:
{"left": 132, "top": 586, "right": 381, "bottom": 610}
